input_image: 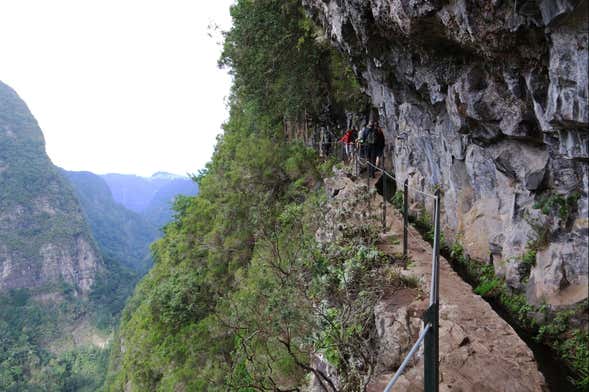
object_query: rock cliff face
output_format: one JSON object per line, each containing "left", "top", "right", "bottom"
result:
{"left": 303, "top": 0, "right": 588, "bottom": 307}
{"left": 0, "top": 81, "right": 103, "bottom": 294}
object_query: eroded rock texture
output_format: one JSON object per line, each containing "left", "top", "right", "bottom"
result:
{"left": 0, "top": 81, "right": 103, "bottom": 294}
{"left": 304, "top": 0, "right": 588, "bottom": 307}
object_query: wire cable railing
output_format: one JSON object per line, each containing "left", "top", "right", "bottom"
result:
{"left": 306, "top": 138, "right": 442, "bottom": 390}
{"left": 352, "top": 151, "right": 442, "bottom": 392}
{"left": 383, "top": 323, "right": 432, "bottom": 391}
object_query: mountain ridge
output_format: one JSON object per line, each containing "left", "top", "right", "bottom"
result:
{"left": 0, "top": 80, "right": 103, "bottom": 294}
{"left": 101, "top": 172, "right": 198, "bottom": 228}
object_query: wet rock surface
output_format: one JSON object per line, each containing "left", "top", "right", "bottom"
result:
{"left": 303, "top": 0, "right": 588, "bottom": 307}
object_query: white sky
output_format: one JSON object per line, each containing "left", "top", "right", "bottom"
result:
{"left": 0, "top": 0, "right": 234, "bottom": 177}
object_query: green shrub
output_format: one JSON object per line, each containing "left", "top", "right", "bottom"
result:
{"left": 400, "top": 274, "right": 420, "bottom": 288}
{"left": 391, "top": 191, "right": 403, "bottom": 210}
{"left": 534, "top": 192, "right": 581, "bottom": 223}
{"left": 522, "top": 249, "right": 537, "bottom": 266}
{"left": 474, "top": 278, "right": 500, "bottom": 297}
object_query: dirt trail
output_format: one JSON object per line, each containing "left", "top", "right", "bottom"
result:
{"left": 349, "top": 173, "right": 547, "bottom": 391}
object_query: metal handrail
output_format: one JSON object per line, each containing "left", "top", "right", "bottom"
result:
{"left": 361, "top": 157, "right": 437, "bottom": 199}
{"left": 383, "top": 323, "right": 432, "bottom": 392}
{"left": 333, "top": 151, "right": 441, "bottom": 391}
{"left": 355, "top": 152, "right": 441, "bottom": 392}
{"left": 382, "top": 187, "right": 440, "bottom": 391}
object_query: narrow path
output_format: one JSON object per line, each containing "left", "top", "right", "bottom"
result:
{"left": 355, "top": 174, "right": 547, "bottom": 391}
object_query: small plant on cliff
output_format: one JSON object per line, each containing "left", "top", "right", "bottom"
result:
{"left": 416, "top": 207, "right": 432, "bottom": 233}
{"left": 535, "top": 304, "right": 589, "bottom": 390}
{"left": 474, "top": 278, "right": 501, "bottom": 297}
{"left": 521, "top": 248, "right": 537, "bottom": 266}
{"left": 450, "top": 241, "right": 466, "bottom": 263}
{"left": 391, "top": 191, "right": 404, "bottom": 210}
{"left": 534, "top": 192, "right": 581, "bottom": 223}
{"left": 517, "top": 243, "right": 539, "bottom": 283}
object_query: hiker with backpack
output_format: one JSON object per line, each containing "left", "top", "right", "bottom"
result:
{"left": 361, "top": 121, "right": 378, "bottom": 177}
{"left": 357, "top": 122, "right": 371, "bottom": 159}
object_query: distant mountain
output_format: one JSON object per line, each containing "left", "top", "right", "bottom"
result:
{"left": 63, "top": 170, "right": 158, "bottom": 273}
{"left": 142, "top": 178, "right": 198, "bottom": 228}
{"left": 150, "top": 171, "right": 186, "bottom": 180}
{"left": 0, "top": 80, "right": 103, "bottom": 293}
{"left": 101, "top": 172, "right": 198, "bottom": 229}
{"left": 0, "top": 80, "right": 134, "bottom": 391}
{"left": 100, "top": 173, "right": 158, "bottom": 212}
{"left": 0, "top": 79, "right": 198, "bottom": 391}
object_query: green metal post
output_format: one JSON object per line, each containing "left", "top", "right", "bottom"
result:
{"left": 403, "top": 179, "right": 408, "bottom": 260}
{"left": 424, "top": 189, "right": 441, "bottom": 392}
{"left": 424, "top": 304, "right": 439, "bottom": 392}
{"left": 355, "top": 149, "right": 359, "bottom": 176}
{"left": 382, "top": 154, "right": 386, "bottom": 233}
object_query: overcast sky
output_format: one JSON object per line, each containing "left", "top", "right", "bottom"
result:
{"left": 0, "top": 0, "right": 234, "bottom": 177}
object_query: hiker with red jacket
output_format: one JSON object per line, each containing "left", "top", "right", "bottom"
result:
{"left": 339, "top": 127, "right": 358, "bottom": 162}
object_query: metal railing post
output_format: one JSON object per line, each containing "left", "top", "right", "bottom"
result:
{"left": 433, "top": 189, "right": 441, "bottom": 306}
{"left": 355, "top": 147, "right": 359, "bottom": 176}
{"left": 366, "top": 155, "right": 370, "bottom": 189}
{"left": 403, "top": 179, "right": 409, "bottom": 260}
{"left": 384, "top": 323, "right": 432, "bottom": 392}
{"left": 424, "top": 189, "right": 441, "bottom": 392}
{"left": 382, "top": 154, "right": 387, "bottom": 233}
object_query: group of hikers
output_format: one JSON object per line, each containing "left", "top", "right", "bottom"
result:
{"left": 319, "top": 121, "right": 385, "bottom": 177}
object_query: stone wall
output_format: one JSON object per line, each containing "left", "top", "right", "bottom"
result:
{"left": 303, "top": 0, "right": 588, "bottom": 307}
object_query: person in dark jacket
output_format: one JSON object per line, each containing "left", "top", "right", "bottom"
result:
{"left": 361, "top": 122, "right": 378, "bottom": 177}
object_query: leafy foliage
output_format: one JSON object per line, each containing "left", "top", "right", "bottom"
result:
{"left": 447, "top": 240, "right": 588, "bottom": 389}
{"left": 533, "top": 192, "right": 581, "bottom": 224}
{"left": 0, "top": 286, "right": 115, "bottom": 391}
{"left": 219, "top": 0, "right": 366, "bottom": 123}
{"left": 104, "top": 1, "right": 377, "bottom": 389}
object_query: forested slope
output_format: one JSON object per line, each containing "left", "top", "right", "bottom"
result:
{"left": 64, "top": 170, "right": 158, "bottom": 273}
{"left": 0, "top": 81, "right": 135, "bottom": 391}
{"left": 105, "top": 0, "right": 374, "bottom": 389}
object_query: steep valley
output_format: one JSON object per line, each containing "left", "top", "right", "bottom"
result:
{"left": 101, "top": 172, "right": 198, "bottom": 230}
{"left": 0, "top": 80, "right": 114, "bottom": 390}
{"left": 0, "top": 80, "right": 199, "bottom": 391}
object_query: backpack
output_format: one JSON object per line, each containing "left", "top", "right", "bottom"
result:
{"left": 365, "top": 126, "right": 376, "bottom": 145}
